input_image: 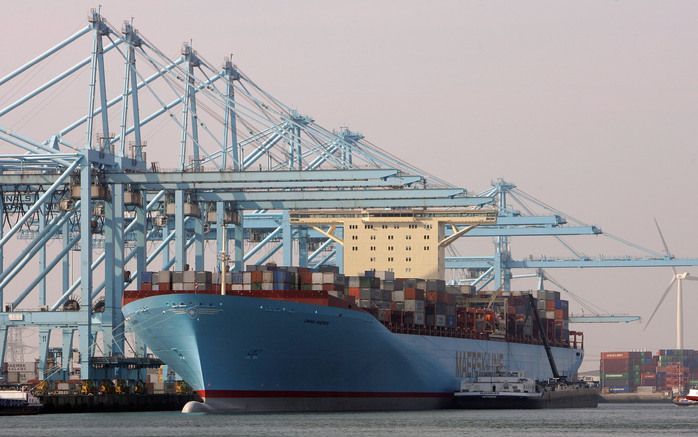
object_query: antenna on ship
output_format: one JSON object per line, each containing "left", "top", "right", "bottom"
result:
{"left": 220, "top": 226, "right": 229, "bottom": 296}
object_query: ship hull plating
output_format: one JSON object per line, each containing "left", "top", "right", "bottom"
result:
{"left": 123, "top": 293, "right": 584, "bottom": 412}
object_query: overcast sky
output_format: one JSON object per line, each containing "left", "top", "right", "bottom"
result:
{"left": 1, "top": 1, "right": 697, "bottom": 370}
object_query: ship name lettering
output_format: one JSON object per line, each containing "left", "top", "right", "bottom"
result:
{"left": 455, "top": 351, "right": 504, "bottom": 377}
{"left": 304, "top": 319, "right": 329, "bottom": 326}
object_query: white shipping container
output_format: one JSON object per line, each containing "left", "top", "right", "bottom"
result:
{"left": 435, "top": 314, "right": 446, "bottom": 327}
{"left": 312, "top": 272, "right": 324, "bottom": 283}
{"left": 414, "top": 312, "right": 425, "bottom": 325}
{"left": 159, "top": 271, "right": 171, "bottom": 282}
{"left": 183, "top": 271, "right": 196, "bottom": 282}
{"left": 262, "top": 271, "right": 274, "bottom": 282}
{"left": 392, "top": 291, "right": 405, "bottom": 301}
{"left": 375, "top": 270, "right": 394, "bottom": 281}
{"left": 322, "top": 272, "right": 336, "bottom": 283}
{"left": 243, "top": 272, "right": 252, "bottom": 284}
{"left": 261, "top": 282, "right": 273, "bottom": 290}
{"left": 404, "top": 300, "right": 425, "bottom": 312}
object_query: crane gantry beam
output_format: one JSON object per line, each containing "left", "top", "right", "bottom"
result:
{"left": 445, "top": 257, "right": 698, "bottom": 269}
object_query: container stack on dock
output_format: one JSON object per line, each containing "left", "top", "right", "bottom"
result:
{"left": 600, "top": 349, "right": 698, "bottom": 394}
{"left": 125, "top": 267, "right": 574, "bottom": 345}
{"left": 656, "top": 349, "right": 698, "bottom": 390}
{"left": 600, "top": 352, "right": 653, "bottom": 393}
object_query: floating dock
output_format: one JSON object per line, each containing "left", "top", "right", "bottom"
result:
{"left": 38, "top": 393, "right": 199, "bottom": 414}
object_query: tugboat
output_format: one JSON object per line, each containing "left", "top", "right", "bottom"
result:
{"left": 0, "top": 387, "right": 43, "bottom": 415}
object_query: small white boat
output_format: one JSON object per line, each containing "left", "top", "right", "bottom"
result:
{"left": 673, "top": 388, "right": 698, "bottom": 406}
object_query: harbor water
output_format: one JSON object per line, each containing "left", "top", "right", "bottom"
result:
{"left": 1, "top": 403, "right": 696, "bottom": 436}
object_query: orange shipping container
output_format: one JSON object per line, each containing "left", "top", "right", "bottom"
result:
{"left": 404, "top": 288, "right": 425, "bottom": 300}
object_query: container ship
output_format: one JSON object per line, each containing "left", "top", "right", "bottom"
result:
{"left": 122, "top": 209, "right": 585, "bottom": 412}
{"left": 122, "top": 267, "right": 584, "bottom": 412}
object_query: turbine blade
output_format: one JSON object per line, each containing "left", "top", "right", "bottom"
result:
{"left": 644, "top": 277, "right": 677, "bottom": 331}
{"left": 654, "top": 217, "right": 677, "bottom": 275}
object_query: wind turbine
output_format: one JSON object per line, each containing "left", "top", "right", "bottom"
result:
{"left": 644, "top": 219, "right": 698, "bottom": 349}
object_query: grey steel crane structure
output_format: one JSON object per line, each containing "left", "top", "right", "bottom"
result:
{"left": 0, "top": 11, "right": 493, "bottom": 381}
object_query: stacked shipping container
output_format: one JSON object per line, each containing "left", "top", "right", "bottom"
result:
{"left": 600, "top": 349, "right": 698, "bottom": 393}
{"left": 127, "top": 267, "right": 574, "bottom": 346}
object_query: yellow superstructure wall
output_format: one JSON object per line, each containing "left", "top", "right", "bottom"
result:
{"left": 343, "top": 217, "right": 445, "bottom": 280}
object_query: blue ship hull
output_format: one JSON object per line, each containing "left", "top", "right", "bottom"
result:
{"left": 123, "top": 293, "right": 584, "bottom": 412}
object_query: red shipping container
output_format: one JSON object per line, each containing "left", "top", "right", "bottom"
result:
{"left": 601, "top": 360, "right": 631, "bottom": 373}
{"left": 404, "top": 288, "right": 425, "bottom": 300}
{"left": 601, "top": 352, "right": 630, "bottom": 360}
